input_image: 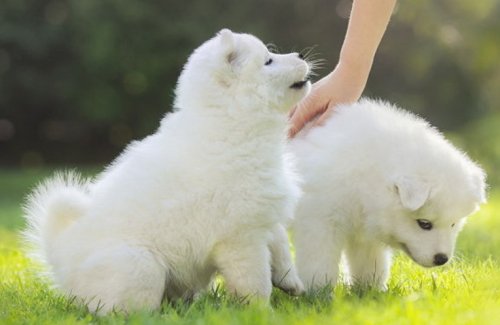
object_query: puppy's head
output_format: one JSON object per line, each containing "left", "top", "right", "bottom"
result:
{"left": 175, "top": 29, "right": 311, "bottom": 113}
{"left": 383, "top": 161, "right": 486, "bottom": 267}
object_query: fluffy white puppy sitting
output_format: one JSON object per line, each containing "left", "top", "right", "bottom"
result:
{"left": 23, "top": 29, "right": 310, "bottom": 313}
{"left": 291, "top": 99, "right": 486, "bottom": 291}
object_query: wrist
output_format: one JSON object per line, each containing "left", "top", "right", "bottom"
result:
{"left": 336, "top": 56, "right": 373, "bottom": 79}
{"left": 328, "top": 59, "right": 371, "bottom": 91}
{"left": 319, "top": 61, "right": 369, "bottom": 104}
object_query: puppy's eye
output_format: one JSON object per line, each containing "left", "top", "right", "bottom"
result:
{"left": 265, "top": 58, "right": 273, "bottom": 66}
{"left": 417, "top": 219, "right": 433, "bottom": 230}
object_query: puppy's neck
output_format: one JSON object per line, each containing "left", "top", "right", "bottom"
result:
{"left": 186, "top": 106, "right": 288, "bottom": 142}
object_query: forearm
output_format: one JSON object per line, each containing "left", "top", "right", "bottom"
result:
{"left": 288, "top": 0, "right": 398, "bottom": 135}
{"left": 338, "top": 0, "right": 397, "bottom": 75}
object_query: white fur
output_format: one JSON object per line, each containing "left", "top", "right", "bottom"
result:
{"left": 291, "top": 98, "right": 486, "bottom": 291}
{"left": 23, "top": 29, "right": 310, "bottom": 314}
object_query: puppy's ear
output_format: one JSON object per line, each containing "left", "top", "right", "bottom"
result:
{"left": 218, "top": 29, "right": 234, "bottom": 45}
{"left": 217, "top": 29, "right": 238, "bottom": 65}
{"left": 394, "top": 176, "right": 430, "bottom": 211}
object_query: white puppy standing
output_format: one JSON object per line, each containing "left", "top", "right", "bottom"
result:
{"left": 291, "top": 99, "right": 486, "bottom": 291}
{"left": 23, "top": 29, "right": 310, "bottom": 313}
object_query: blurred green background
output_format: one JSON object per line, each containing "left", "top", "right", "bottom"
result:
{"left": 0, "top": 0, "right": 499, "bottom": 186}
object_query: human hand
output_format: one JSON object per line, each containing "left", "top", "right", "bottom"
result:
{"left": 288, "top": 60, "right": 370, "bottom": 137}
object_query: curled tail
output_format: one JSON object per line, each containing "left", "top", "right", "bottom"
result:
{"left": 22, "top": 171, "right": 91, "bottom": 265}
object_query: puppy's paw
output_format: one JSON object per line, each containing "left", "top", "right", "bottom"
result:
{"left": 272, "top": 268, "right": 305, "bottom": 296}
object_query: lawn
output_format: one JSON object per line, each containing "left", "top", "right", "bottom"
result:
{"left": 1, "top": 168, "right": 499, "bottom": 324}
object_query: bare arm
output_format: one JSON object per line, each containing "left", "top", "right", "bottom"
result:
{"left": 289, "top": 0, "right": 397, "bottom": 137}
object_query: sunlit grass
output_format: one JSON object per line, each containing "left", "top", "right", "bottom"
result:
{"left": 1, "top": 168, "right": 499, "bottom": 324}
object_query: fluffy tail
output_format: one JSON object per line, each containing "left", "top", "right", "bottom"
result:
{"left": 22, "top": 171, "right": 91, "bottom": 266}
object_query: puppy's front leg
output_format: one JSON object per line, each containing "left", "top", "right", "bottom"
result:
{"left": 269, "top": 224, "right": 304, "bottom": 295}
{"left": 344, "top": 241, "right": 392, "bottom": 290}
{"left": 213, "top": 235, "right": 272, "bottom": 302}
{"left": 294, "top": 216, "right": 345, "bottom": 291}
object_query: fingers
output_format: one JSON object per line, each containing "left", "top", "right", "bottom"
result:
{"left": 288, "top": 92, "right": 328, "bottom": 138}
{"left": 312, "top": 106, "right": 335, "bottom": 127}
{"left": 288, "top": 105, "right": 297, "bottom": 119}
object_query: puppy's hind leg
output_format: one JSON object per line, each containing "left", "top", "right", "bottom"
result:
{"left": 269, "top": 224, "right": 304, "bottom": 295}
{"left": 69, "top": 244, "right": 167, "bottom": 315}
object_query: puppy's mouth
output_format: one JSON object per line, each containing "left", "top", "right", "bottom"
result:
{"left": 400, "top": 242, "right": 410, "bottom": 255}
{"left": 399, "top": 242, "right": 418, "bottom": 264}
{"left": 290, "top": 76, "right": 310, "bottom": 89}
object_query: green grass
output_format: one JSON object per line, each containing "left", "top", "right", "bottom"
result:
{"left": 1, "top": 168, "right": 499, "bottom": 324}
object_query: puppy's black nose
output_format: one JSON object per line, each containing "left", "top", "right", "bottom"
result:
{"left": 298, "top": 53, "right": 304, "bottom": 59}
{"left": 433, "top": 253, "right": 449, "bottom": 266}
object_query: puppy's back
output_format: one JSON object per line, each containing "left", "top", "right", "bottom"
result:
{"left": 290, "top": 98, "right": 485, "bottom": 208}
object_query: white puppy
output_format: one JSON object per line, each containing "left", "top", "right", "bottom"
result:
{"left": 23, "top": 29, "right": 310, "bottom": 313}
{"left": 291, "top": 99, "right": 486, "bottom": 291}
